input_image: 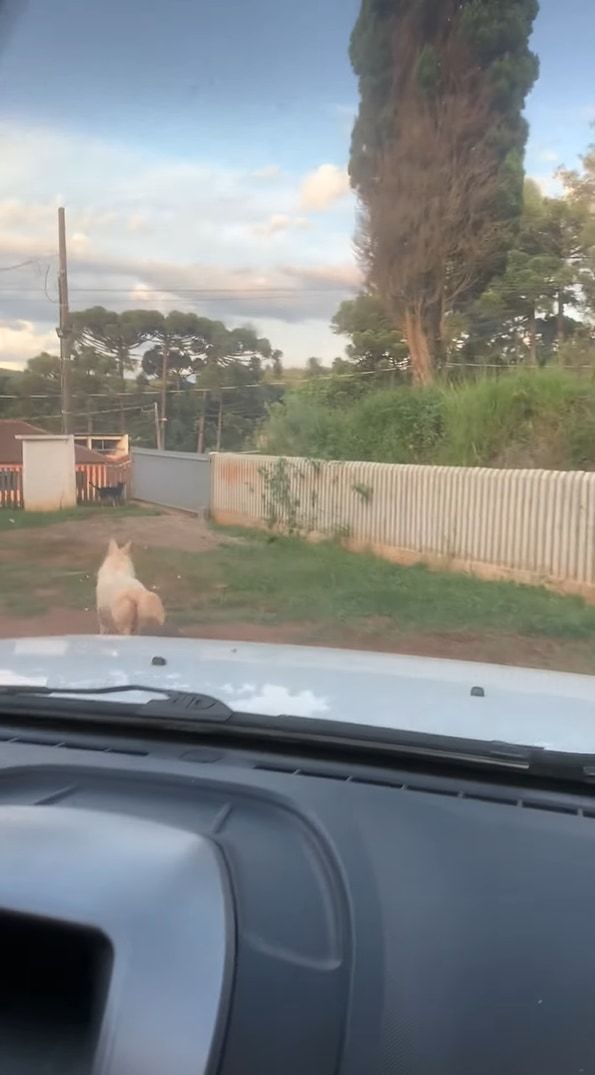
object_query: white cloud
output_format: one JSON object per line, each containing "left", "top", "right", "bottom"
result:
{"left": 0, "top": 320, "right": 57, "bottom": 365}
{"left": 531, "top": 172, "right": 564, "bottom": 197}
{"left": 299, "top": 164, "right": 351, "bottom": 212}
{"left": 537, "top": 148, "right": 560, "bottom": 164}
{"left": 251, "top": 165, "right": 282, "bottom": 181}
{"left": 70, "top": 231, "right": 90, "bottom": 251}
{"left": 0, "top": 199, "right": 57, "bottom": 230}
{"left": 126, "top": 213, "right": 150, "bottom": 234}
{"left": 253, "top": 213, "right": 311, "bottom": 237}
{"left": 0, "top": 120, "right": 358, "bottom": 365}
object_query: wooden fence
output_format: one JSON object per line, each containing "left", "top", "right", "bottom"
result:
{"left": 0, "top": 466, "right": 23, "bottom": 508}
{"left": 76, "top": 461, "right": 131, "bottom": 504}
{"left": 0, "top": 462, "right": 130, "bottom": 509}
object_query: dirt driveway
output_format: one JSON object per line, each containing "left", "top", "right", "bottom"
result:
{"left": 2, "top": 509, "right": 228, "bottom": 556}
{"left": 0, "top": 508, "right": 241, "bottom": 637}
{"left": 1, "top": 507, "right": 595, "bottom": 675}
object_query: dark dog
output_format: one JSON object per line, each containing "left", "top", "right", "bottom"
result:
{"left": 91, "top": 481, "right": 126, "bottom": 507}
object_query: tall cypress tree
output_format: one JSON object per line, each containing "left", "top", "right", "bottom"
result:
{"left": 349, "top": 0, "right": 539, "bottom": 383}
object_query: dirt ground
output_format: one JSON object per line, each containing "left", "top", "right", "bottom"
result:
{"left": 0, "top": 509, "right": 594, "bottom": 674}
{"left": 0, "top": 509, "right": 240, "bottom": 635}
{"left": 4, "top": 510, "right": 229, "bottom": 555}
{"left": 0, "top": 608, "right": 592, "bottom": 674}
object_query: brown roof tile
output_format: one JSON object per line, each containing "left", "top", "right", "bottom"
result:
{"left": 0, "top": 420, "right": 107, "bottom": 465}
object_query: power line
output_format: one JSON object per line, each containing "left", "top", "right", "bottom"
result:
{"left": 5, "top": 401, "right": 156, "bottom": 425}
{"left": 42, "top": 263, "right": 58, "bottom": 305}
{"left": 0, "top": 259, "right": 45, "bottom": 273}
{"left": 3, "top": 360, "right": 592, "bottom": 404}
{"left": 0, "top": 284, "right": 356, "bottom": 296}
{"left": 1, "top": 360, "right": 591, "bottom": 415}
{"left": 0, "top": 366, "right": 391, "bottom": 401}
{"left": 73, "top": 285, "right": 356, "bottom": 295}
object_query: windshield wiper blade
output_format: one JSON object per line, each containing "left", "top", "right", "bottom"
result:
{"left": 1, "top": 688, "right": 595, "bottom": 783}
{"left": 0, "top": 684, "right": 233, "bottom": 723}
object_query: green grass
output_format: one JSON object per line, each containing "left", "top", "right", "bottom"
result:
{"left": 4, "top": 518, "right": 595, "bottom": 674}
{"left": 138, "top": 529, "right": 595, "bottom": 641}
{"left": 0, "top": 504, "right": 161, "bottom": 531}
{"left": 440, "top": 367, "right": 595, "bottom": 468}
{"left": 260, "top": 368, "right": 595, "bottom": 471}
{"left": 0, "top": 561, "right": 92, "bottom": 616}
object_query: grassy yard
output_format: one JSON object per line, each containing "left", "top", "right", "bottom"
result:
{"left": 148, "top": 529, "right": 595, "bottom": 639}
{"left": 1, "top": 510, "right": 595, "bottom": 672}
{"left": 0, "top": 505, "right": 160, "bottom": 531}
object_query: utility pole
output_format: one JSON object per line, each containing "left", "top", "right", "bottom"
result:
{"left": 57, "top": 207, "right": 72, "bottom": 434}
{"left": 159, "top": 344, "right": 168, "bottom": 450}
{"left": 153, "top": 402, "right": 161, "bottom": 450}
{"left": 197, "top": 390, "right": 208, "bottom": 454}
{"left": 215, "top": 394, "right": 223, "bottom": 451}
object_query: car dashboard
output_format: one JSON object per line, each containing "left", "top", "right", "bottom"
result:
{"left": 0, "top": 712, "right": 593, "bottom": 1075}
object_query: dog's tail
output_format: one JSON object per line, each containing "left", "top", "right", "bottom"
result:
{"left": 135, "top": 589, "right": 166, "bottom": 630}
{"left": 111, "top": 588, "right": 165, "bottom": 635}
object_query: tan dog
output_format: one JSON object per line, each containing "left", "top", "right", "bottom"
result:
{"left": 96, "top": 538, "right": 165, "bottom": 636}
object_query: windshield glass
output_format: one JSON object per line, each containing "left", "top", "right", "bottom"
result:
{"left": 0, "top": 0, "right": 594, "bottom": 747}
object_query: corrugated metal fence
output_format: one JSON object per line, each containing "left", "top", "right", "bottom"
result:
{"left": 131, "top": 448, "right": 210, "bottom": 513}
{"left": 211, "top": 453, "right": 595, "bottom": 599}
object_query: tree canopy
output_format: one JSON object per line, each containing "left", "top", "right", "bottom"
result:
{"left": 331, "top": 293, "right": 408, "bottom": 373}
{"left": 349, "top": 0, "right": 539, "bottom": 382}
{"left": 1, "top": 311, "right": 284, "bottom": 452}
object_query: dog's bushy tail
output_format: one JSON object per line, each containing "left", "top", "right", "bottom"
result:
{"left": 110, "top": 587, "right": 165, "bottom": 635}
{"left": 136, "top": 589, "right": 165, "bottom": 629}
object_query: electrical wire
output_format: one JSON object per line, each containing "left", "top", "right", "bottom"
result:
{"left": 0, "top": 284, "right": 357, "bottom": 295}
{"left": 0, "top": 259, "right": 44, "bottom": 273}
{"left": 1, "top": 359, "right": 594, "bottom": 404}
{"left": 3, "top": 402, "right": 156, "bottom": 425}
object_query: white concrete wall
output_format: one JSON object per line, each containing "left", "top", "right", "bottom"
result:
{"left": 211, "top": 453, "right": 595, "bottom": 600}
{"left": 18, "top": 435, "right": 77, "bottom": 512}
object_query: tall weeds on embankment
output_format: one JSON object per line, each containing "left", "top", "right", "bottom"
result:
{"left": 259, "top": 368, "right": 595, "bottom": 470}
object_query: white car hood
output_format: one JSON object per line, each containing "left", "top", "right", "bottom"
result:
{"left": 0, "top": 635, "right": 594, "bottom": 753}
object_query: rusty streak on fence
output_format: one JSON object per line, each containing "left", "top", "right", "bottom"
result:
{"left": 211, "top": 453, "right": 595, "bottom": 601}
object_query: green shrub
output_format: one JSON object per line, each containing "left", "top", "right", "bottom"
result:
{"left": 259, "top": 368, "right": 595, "bottom": 470}
{"left": 440, "top": 369, "right": 595, "bottom": 468}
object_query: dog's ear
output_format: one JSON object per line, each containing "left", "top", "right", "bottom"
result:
{"left": 121, "top": 540, "right": 132, "bottom": 554}
{"left": 108, "top": 537, "right": 118, "bottom": 554}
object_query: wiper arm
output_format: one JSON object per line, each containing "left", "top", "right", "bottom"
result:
{"left": 0, "top": 684, "right": 233, "bottom": 724}
{"left": 1, "top": 687, "right": 595, "bottom": 784}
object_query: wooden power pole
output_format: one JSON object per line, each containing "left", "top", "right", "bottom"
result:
{"left": 197, "top": 390, "right": 208, "bottom": 454}
{"left": 57, "top": 207, "right": 72, "bottom": 434}
{"left": 159, "top": 344, "right": 169, "bottom": 450}
{"left": 153, "top": 402, "right": 161, "bottom": 449}
{"left": 216, "top": 394, "right": 223, "bottom": 451}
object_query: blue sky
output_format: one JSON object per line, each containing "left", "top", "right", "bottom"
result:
{"left": 0, "top": 0, "right": 592, "bottom": 368}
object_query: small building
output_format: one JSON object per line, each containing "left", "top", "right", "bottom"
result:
{"left": 0, "top": 420, "right": 130, "bottom": 508}
{"left": 73, "top": 433, "right": 130, "bottom": 460}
